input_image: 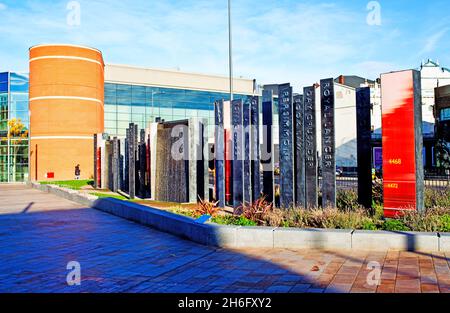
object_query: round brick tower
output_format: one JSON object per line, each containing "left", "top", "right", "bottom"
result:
{"left": 29, "top": 44, "right": 105, "bottom": 181}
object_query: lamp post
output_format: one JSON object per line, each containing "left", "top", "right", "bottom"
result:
{"left": 228, "top": 0, "right": 233, "bottom": 102}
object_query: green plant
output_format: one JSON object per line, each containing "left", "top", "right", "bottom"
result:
{"left": 424, "top": 188, "right": 450, "bottom": 209}
{"left": 362, "top": 219, "right": 378, "bottom": 230}
{"left": 372, "top": 202, "right": 384, "bottom": 220}
{"left": 336, "top": 189, "right": 360, "bottom": 211}
{"left": 372, "top": 178, "right": 383, "bottom": 205}
{"left": 439, "top": 215, "right": 450, "bottom": 232}
{"left": 400, "top": 208, "right": 450, "bottom": 232}
{"left": 169, "top": 206, "right": 198, "bottom": 218}
{"left": 211, "top": 215, "right": 257, "bottom": 226}
{"left": 194, "top": 197, "right": 220, "bottom": 217}
{"left": 382, "top": 219, "right": 410, "bottom": 231}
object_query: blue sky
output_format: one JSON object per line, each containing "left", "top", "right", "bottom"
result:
{"left": 0, "top": 0, "right": 449, "bottom": 88}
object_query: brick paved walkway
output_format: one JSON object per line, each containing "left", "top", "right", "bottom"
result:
{"left": 0, "top": 185, "right": 449, "bottom": 293}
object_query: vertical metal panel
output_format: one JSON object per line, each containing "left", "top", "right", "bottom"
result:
{"left": 214, "top": 100, "right": 226, "bottom": 208}
{"left": 231, "top": 99, "right": 244, "bottom": 208}
{"left": 278, "top": 83, "right": 294, "bottom": 208}
{"left": 304, "top": 86, "right": 318, "bottom": 209}
{"left": 294, "top": 95, "right": 306, "bottom": 208}
{"left": 243, "top": 98, "right": 251, "bottom": 204}
{"left": 261, "top": 90, "right": 274, "bottom": 203}
{"left": 356, "top": 87, "right": 373, "bottom": 209}
{"left": 320, "top": 78, "right": 336, "bottom": 208}
{"left": 250, "top": 96, "right": 261, "bottom": 201}
{"left": 381, "top": 70, "right": 424, "bottom": 216}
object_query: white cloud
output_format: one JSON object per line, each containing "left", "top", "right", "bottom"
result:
{"left": 0, "top": 0, "right": 432, "bottom": 91}
{"left": 0, "top": 3, "right": 7, "bottom": 10}
{"left": 418, "top": 27, "right": 449, "bottom": 56}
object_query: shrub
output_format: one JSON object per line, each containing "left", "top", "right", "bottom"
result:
{"left": 261, "top": 208, "right": 285, "bottom": 227}
{"left": 439, "top": 215, "right": 450, "bottom": 232}
{"left": 169, "top": 206, "right": 198, "bottom": 218}
{"left": 336, "top": 189, "right": 360, "bottom": 211}
{"left": 295, "top": 208, "right": 373, "bottom": 230}
{"left": 362, "top": 219, "right": 378, "bottom": 230}
{"left": 234, "top": 196, "right": 273, "bottom": 225}
{"left": 382, "top": 219, "right": 410, "bottom": 231}
{"left": 372, "top": 179, "right": 383, "bottom": 205}
{"left": 424, "top": 188, "right": 450, "bottom": 209}
{"left": 400, "top": 208, "right": 450, "bottom": 232}
{"left": 373, "top": 202, "right": 384, "bottom": 220}
{"left": 195, "top": 197, "right": 220, "bottom": 217}
{"left": 280, "top": 208, "right": 309, "bottom": 228}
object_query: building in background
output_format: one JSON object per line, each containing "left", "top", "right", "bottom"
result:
{"left": 1, "top": 46, "right": 449, "bottom": 182}
{"left": 435, "top": 84, "right": 450, "bottom": 142}
{"left": 0, "top": 72, "right": 29, "bottom": 183}
{"left": 420, "top": 59, "right": 450, "bottom": 123}
{"left": 104, "top": 64, "right": 256, "bottom": 139}
{"left": 29, "top": 44, "right": 105, "bottom": 181}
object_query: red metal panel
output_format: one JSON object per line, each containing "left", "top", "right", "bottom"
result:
{"left": 96, "top": 147, "right": 102, "bottom": 188}
{"left": 381, "top": 70, "right": 417, "bottom": 218}
{"left": 223, "top": 102, "right": 232, "bottom": 204}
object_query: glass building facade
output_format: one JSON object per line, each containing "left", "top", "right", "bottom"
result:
{"left": 104, "top": 83, "right": 252, "bottom": 138}
{"left": 0, "top": 72, "right": 29, "bottom": 183}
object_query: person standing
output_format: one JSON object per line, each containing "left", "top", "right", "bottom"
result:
{"left": 75, "top": 164, "right": 81, "bottom": 180}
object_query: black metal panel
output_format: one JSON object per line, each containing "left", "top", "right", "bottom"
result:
{"left": 214, "top": 100, "right": 226, "bottom": 208}
{"left": 278, "top": 83, "right": 295, "bottom": 208}
{"left": 232, "top": 99, "right": 244, "bottom": 208}
{"left": 294, "top": 95, "right": 306, "bottom": 208}
{"left": 128, "top": 123, "right": 136, "bottom": 199}
{"left": 356, "top": 87, "right": 373, "bottom": 210}
{"left": 250, "top": 96, "right": 261, "bottom": 201}
{"left": 243, "top": 98, "right": 252, "bottom": 204}
{"left": 320, "top": 78, "right": 336, "bottom": 208}
{"left": 261, "top": 90, "right": 274, "bottom": 203}
{"left": 304, "top": 86, "right": 318, "bottom": 209}
{"left": 124, "top": 130, "right": 129, "bottom": 193}
{"left": 112, "top": 137, "right": 119, "bottom": 192}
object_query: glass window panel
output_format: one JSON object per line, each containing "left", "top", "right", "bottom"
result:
{"left": 117, "top": 105, "right": 131, "bottom": 113}
{"left": 10, "top": 100, "right": 28, "bottom": 112}
{"left": 118, "top": 121, "right": 132, "bottom": 129}
{"left": 172, "top": 108, "right": 186, "bottom": 116}
{"left": 132, "top": 106, "right": 146, "bottom": 114}
{"left": 160, "top": 108, "right": 172, "bottom": 116}
{"left": 10, "top": 73, "right": 29, "bottom": 93}
{"left": 117, "top": 97, "right": 131, "bottom": 106}
{"left": 105, "top": 112, "right": 117, "bottom": 120}
{"left": 104, "top": 104, "right": 117, "bottom": 113}
{"left": 441, "top": 108, "right": 450, "bottom": 121}
{"left": 117, "top": 113, "right": 131, "bottom": 121}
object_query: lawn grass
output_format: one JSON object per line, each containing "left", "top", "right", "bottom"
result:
{"left": 90, "top": 192, "right": 129, "bottom": 200}
{"left": 41, "top": 180, "right": 93, "bottom": 190}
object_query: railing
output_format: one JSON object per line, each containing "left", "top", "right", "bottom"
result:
{"left": 328, "top": 173, "right": 450, "bottom": 191}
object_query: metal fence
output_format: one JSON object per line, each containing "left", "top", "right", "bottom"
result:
{"left": 209, "top": 171, "right": 450, "bottom": 196}
{"left": 320, "top": 173, "right": 450, "bottom": 192}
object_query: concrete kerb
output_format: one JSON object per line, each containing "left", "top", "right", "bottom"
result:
{"left": 352, "top": 230, "right": 439, "bottom": 252}
{"left": 28, "top": 183, "right": 448, "bottom": 252}
{"left": 274, "top": 228, "right": 353, "bottom": 250}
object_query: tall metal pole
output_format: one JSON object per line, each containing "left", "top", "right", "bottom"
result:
{"left": 228, "top": 0, "right": 233, "bottom": 102}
